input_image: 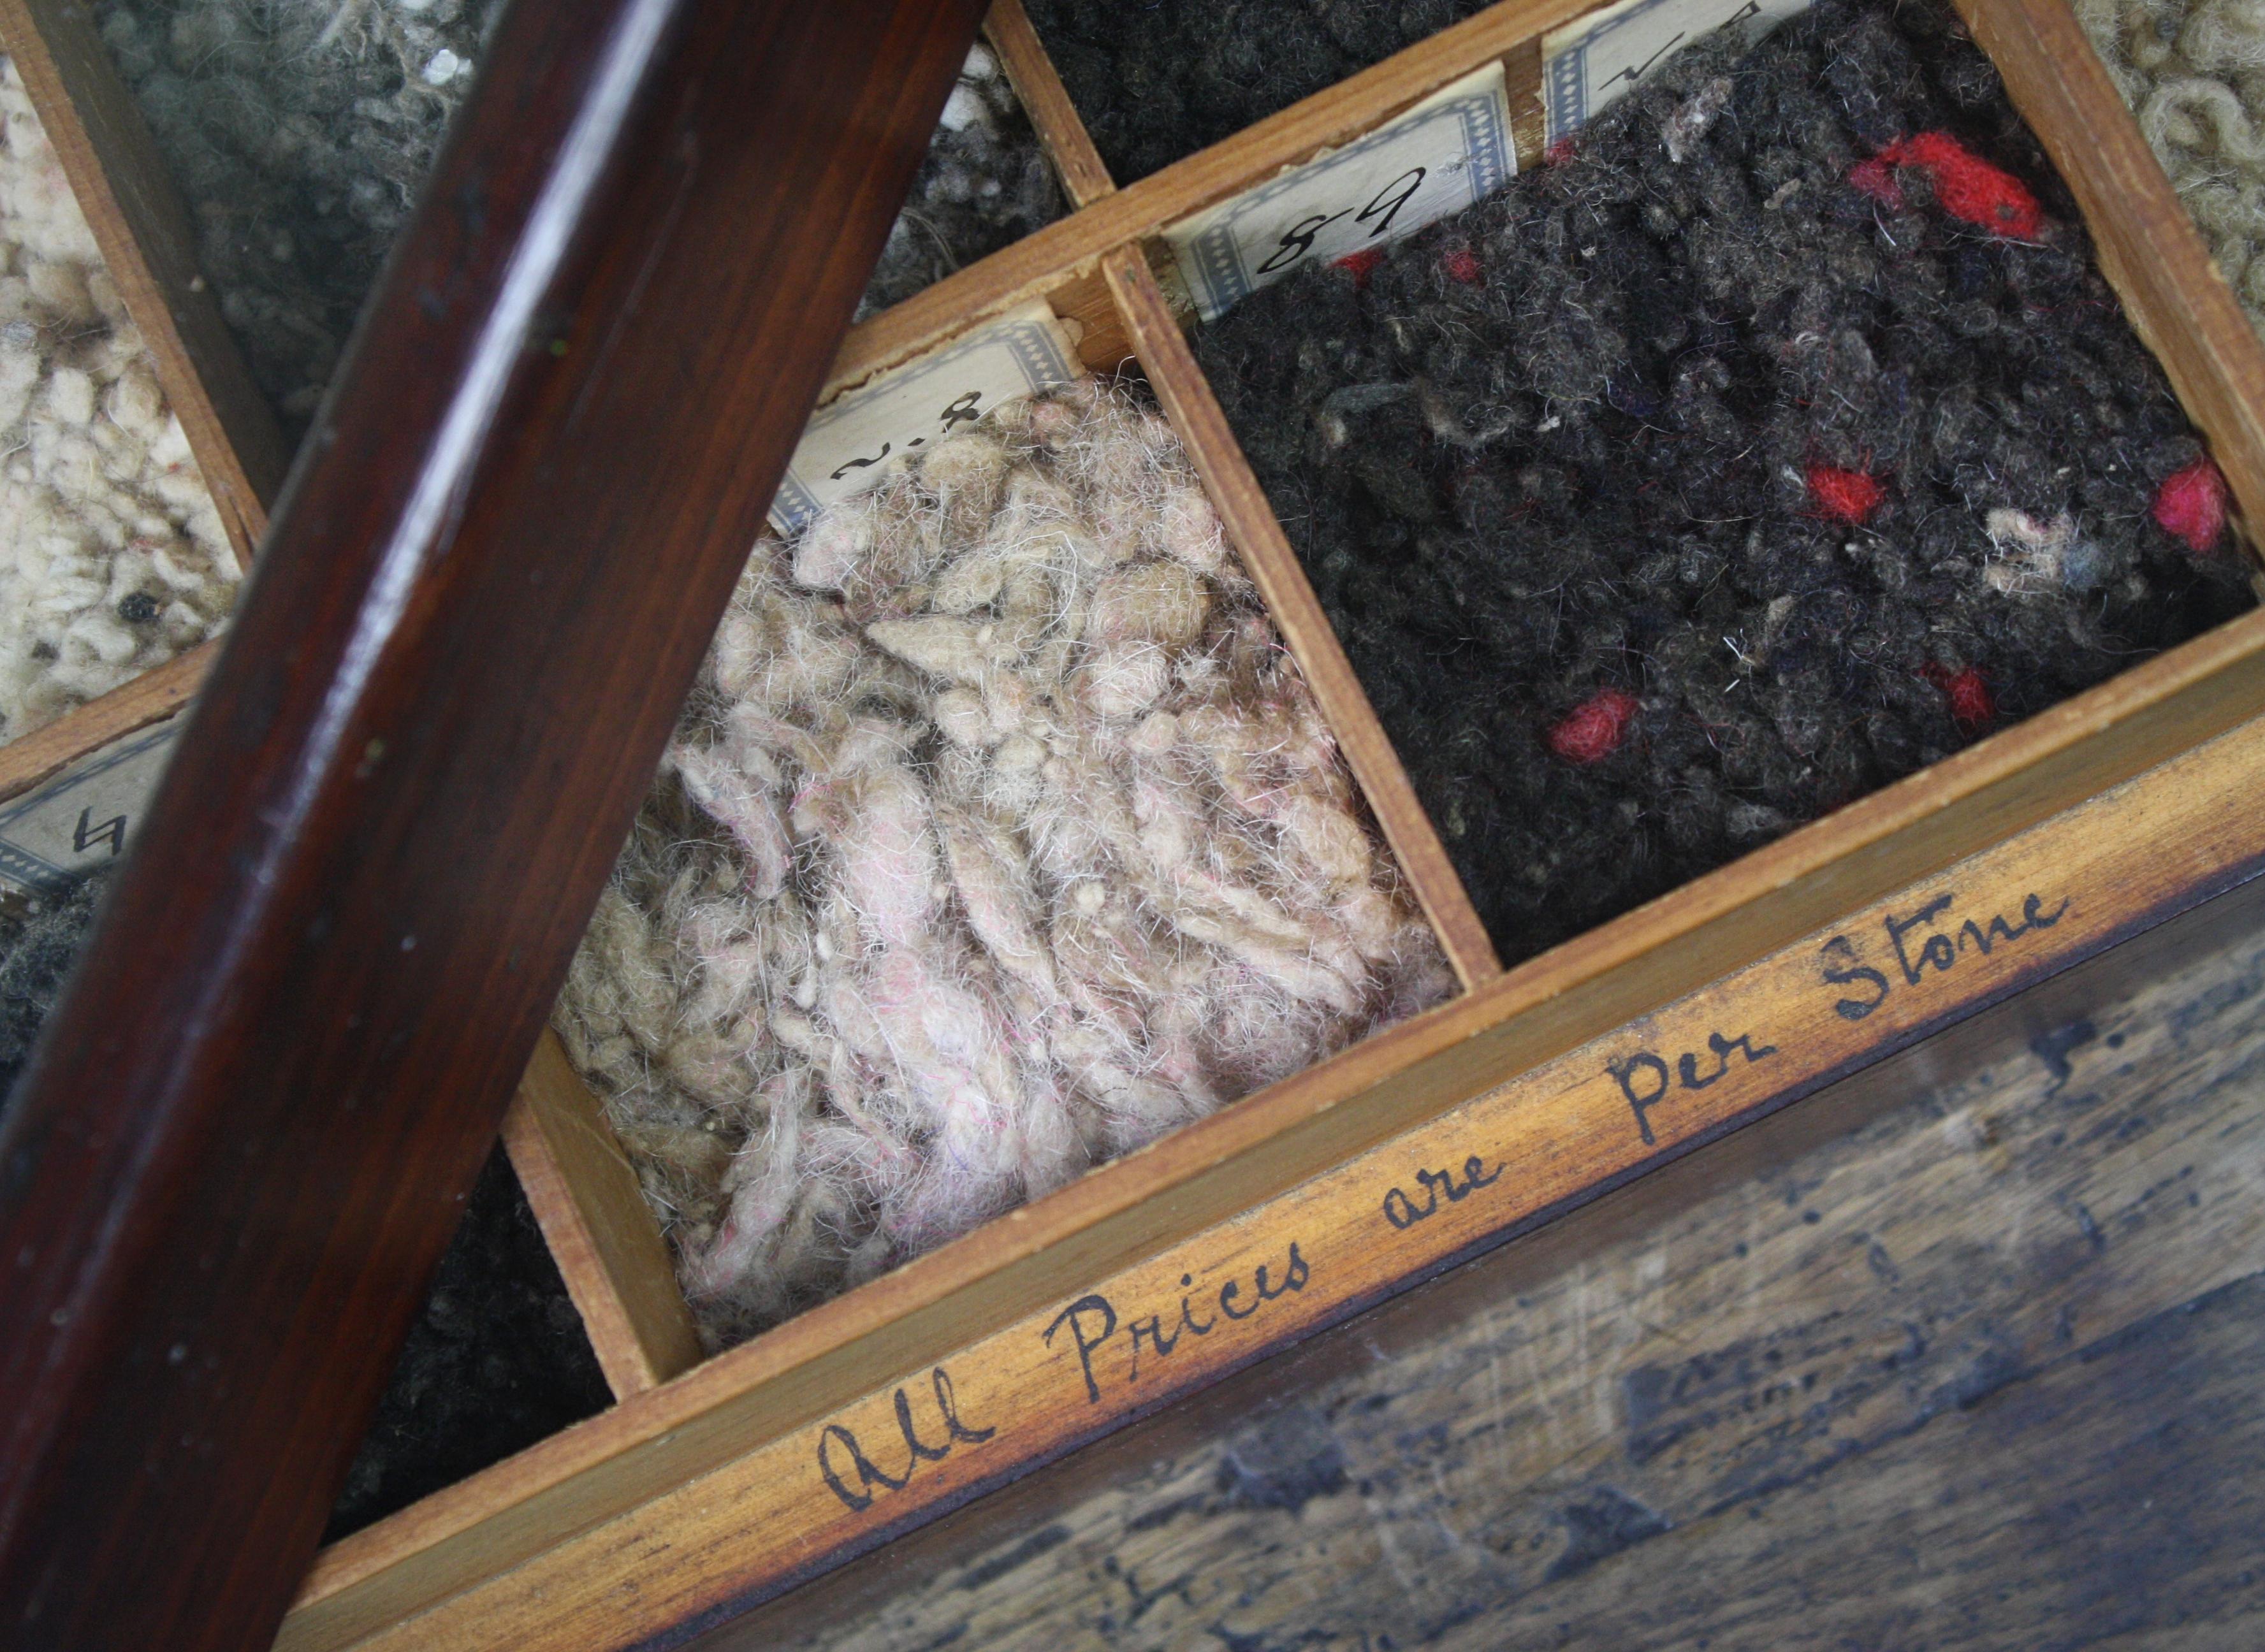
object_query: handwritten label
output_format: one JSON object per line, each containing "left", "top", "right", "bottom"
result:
{"left": 1819, "top": 888, "right": 2069, "bottom": 1023}
{"left": 1379, "top": 1154, "right": 1502, "bottom": 1230}
{"left": 813, "top": 1364, "right": 994, "bottom": 1512}
{"left": 1165, "top": 63, "right": 1514, "bottom": 323}
{"left": 0, "top": 720, "right": 180, "bottom": 896}
{"left": 1607, "top": 1029, "right": 1779, "bottom": 1146}
{"left": 1043, "top": 1242, "right": 1311, "bottom": 1404}
{"left": 769, "top": 301, "right": 1080, "bottom": 534}
{"left": 1542, "top": 0, "right": 1810, "bottom": 145}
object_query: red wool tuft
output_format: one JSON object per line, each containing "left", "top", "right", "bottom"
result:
{"left": 1846, "top": 156, "right": 1904, "bottom": 208}
{"left": 1545, "top": 136, "right": 1578, "bottom": 167}
{"left": 1877, "top": 132, "right": 2042, "bottom": 239}
{"left": 1547, "top": 689, "right": 1640, "bottom": 764}
{"left": 1334, "top": 246, "right": 1385, "bottom": 289}
{"left": 1805, "top": 463, "right": 1886, "bottom": 525}
{"left": 2152, "top": 458, "right": 2229, "bottom": 553}
{"left": 1442, "top": 247, "right": 1483, "bottom": 284}
{"left": 1924, "top": 663, "right": 1995, "bottom": 733}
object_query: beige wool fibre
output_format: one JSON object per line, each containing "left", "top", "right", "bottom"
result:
{"left": 2076, "top": 0, "right": 2265, "bottom": 333}
{"left": 558, "top": 380, "right": 1452, "bottom": 1347}
{"left": 0, "top": 59, "right": 234, "bottom": 745}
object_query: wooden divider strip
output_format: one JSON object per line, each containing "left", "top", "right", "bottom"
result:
{"left": 1103, "top": 245, "right": 1503, "bottom": 987}
{"left": 0, "top": 0, "right": 289, "bottom": 567}
{"left": 820, "top": 0, "right": 1596, "bottom": 401}
{"left": 984, "top": 0, "right": 1113, "bottom": 208}
{"left": 1958, "top": 0, "right": 2265, "bottom": 539}
{"left": 0, "top": 640, "right": 214, "bottom": 804}
{"left": 279, "top": 709, "right": 2265, "bottom": 1651}
{"left": 502, "top": 1034, "right": 704, "bottom": 1401}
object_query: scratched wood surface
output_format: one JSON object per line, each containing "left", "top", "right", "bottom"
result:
{"left": 701, "top": 859, "right": 2265, "bottom": 1651}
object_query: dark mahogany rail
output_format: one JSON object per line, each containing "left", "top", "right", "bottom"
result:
{"left": 0, "top": 1, "right": 987, "bottom": 1644}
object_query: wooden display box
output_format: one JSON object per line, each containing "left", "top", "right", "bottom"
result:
{"left": 4, "top": 0, "right": 2262, "bottom": 1645}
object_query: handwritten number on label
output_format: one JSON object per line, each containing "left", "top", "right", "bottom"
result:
{"left": 72, "top": 807, "right": 126, "bottom": 857}
{"left": 938, "top": 389, "right": 984, "bottom": 433}
{"left": 1354, "top": 166, "right": 1427, "bottom": 239}
{"left": 829, "top": 440, "right": 891, "bottom": 481}
{"left": 1256, "top": 211, "right": 1348, "bottom": 275}
{"left": 1253, "top": 166, "right": 1433, "bottom": 277}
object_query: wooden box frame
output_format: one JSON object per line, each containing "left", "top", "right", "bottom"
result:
{"left": 3, "top": 0, "right": 2262, "bottom": 1644}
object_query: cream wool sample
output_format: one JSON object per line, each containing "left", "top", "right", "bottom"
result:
{"left": 2076, "top": 0, "right": 2265, "bottom": 333}
{"left": 0, "top": 59, "right": 234, "bottom": 744}
{"left": 558, "top": 382, "right": 1452, "bottom": 1346}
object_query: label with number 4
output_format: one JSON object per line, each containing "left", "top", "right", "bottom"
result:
{"left": 1165, "top": 62, "right": 1514, "bottom": 324}
{"left": 1543, "top": 0, "right": 1810, "bottom": 145}
{"left": 770, "top": 302, "right": 1081, "bottom": 534}
{"left": 0, "top": 720, "right": 180, "bottom": 895}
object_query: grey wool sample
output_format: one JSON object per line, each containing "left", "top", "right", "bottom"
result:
{"left": 96, "top": 3, "right": 1063, "bottom": 430}
{"left": 1021, "top": 0, "right": 1489, "bottom": 184}
{"left": 1195, "top": 0, "right": 2252, "bottom": 966}
{"left": 0, "top": 867, "right": 109, "bottom": 1107}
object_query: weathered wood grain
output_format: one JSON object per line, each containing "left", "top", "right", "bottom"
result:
{"left": 0, "top": 1, "right": 988, "bottom": 1646}
{"left": 703, "top": 871, "right": 2265, "bottom": 1651}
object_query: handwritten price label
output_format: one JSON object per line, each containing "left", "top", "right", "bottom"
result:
{"left": 0, "top": 720, "right": 179, "bottom": 895}
{"left": 1543, "top": 0, "right": 1810, "bottom": 145}
{"left": 769, "top": 302, "right": 1081, "bottom": 534}
{"left": 1165, "top": 62, "right": 1514, "bottom": 324}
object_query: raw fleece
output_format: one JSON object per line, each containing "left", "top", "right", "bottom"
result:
{"left": 2076, "top": 0, "right": 2265, "bottom": 336}
{"left": 0, "top": 60, "right": 235, "bottom": 747}
{"left": 1195, "top": 0, "right": 2252, "bottom": 966}
{"left": 557, "top": 381, "right": 1452, "bottom": 1347}
{"left": 326, "top": 1147, "right": 614, "bottom": 1540}
{"left": 1021, "top": 0, "right": 1487, "bottom": 183}
{"left": 97, "top": 3, "right": 1061, "bottom": 425}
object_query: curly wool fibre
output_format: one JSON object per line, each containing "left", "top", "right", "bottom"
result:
{"left": 558, "top": 382, "right": 1452, "bottom": 1346}
{"left": 99, "top": 1, "right": 1061, "bottom": 425}
{"left": 2076, "top": 0, "right": 2265, "bottom": 335}
{"left": 0, "top": 61, "right": 235, "bottom": 747}
{"left": 1195, "top": 0, "right": 2252, "bottom": 966}
{"left": 1022, "top": 0, "right": 1486, "bottom": 184}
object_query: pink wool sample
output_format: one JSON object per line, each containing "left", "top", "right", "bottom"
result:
{"left": 557, "top": 381, "right": 1453, "bottom": 1346}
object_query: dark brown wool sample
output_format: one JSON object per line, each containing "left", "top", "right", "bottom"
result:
{"left": 1195, "top": 0, "right": 2252, "bottom": 965}
{"left": 1023, "top": 0, "right": 1487, "bottom": 183}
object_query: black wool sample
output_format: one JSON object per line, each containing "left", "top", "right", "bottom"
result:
{"left": 1023, "top": 0, "right": 1487, "bottom": 184}
{"left": 1195, "top": 0, "right": 2252, "bottom": 966}
{"left": 0, "top": 868, "right": 108, "bottom": 1113}
{"left": 328, "top": 1146, "right": 613, "bottom": 1540}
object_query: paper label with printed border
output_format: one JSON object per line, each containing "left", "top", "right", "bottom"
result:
{"left": 770, "top": 302, "right": 1081, "bottom": 535}
{"left": 1165, "top": 62, "right": 1514, "bottom": 324}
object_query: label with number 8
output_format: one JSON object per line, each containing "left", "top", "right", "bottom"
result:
{"left": 1165, "top": 62, "right": 1514, "bottom": 324}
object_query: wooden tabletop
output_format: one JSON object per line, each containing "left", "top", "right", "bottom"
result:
{"left": 699, "top": 869, "right": 2265, "bottom": 1649}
